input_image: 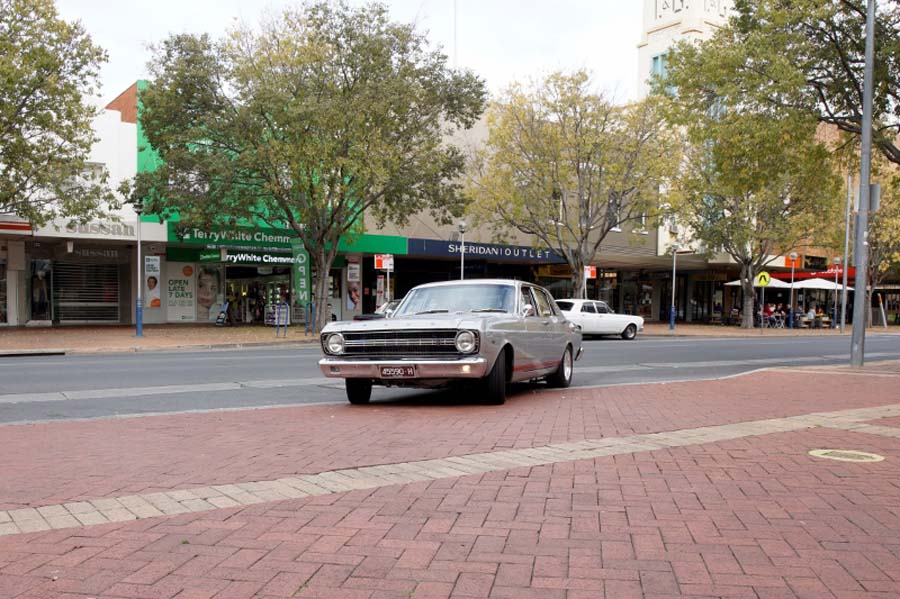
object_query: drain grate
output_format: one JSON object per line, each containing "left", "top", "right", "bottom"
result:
{"left": 809, "top": 449, "right": 886, "bottom": 463}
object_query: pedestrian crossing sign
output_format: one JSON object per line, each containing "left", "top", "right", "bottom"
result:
{"left": 756, "top": 271, "right": 771, "bottom": 287}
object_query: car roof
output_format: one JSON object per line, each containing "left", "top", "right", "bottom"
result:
{"left": 412, "top": 279, "right": 523, "bottom": 290}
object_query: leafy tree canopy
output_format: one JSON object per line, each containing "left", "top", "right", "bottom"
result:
{"left": 131, "top": 1, "right": 486, "bottom": 328}
{"left": 467, "top": 70, "right": 680, "bottom": 297}
{"left": 663, "top": 0, "right": 900, "bottom": 165}
{"left": 0, "top": 0, "right": 114, "bottom": 226}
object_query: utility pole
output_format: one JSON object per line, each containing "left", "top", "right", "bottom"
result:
{"left": 841, "top": 172, "right": 852, "bottom": 333}
{"left": 850, "top": 0, "right": 876, "bottom": 367}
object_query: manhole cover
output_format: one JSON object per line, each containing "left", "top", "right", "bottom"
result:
{"left": 808, "top": 449, "right": 886, "bottom": 463}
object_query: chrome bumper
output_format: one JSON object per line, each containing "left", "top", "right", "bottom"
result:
{"left": 575, "top": 346, "right": 584, "bottom": 361}
{"left": 319, "top": 357, "right": 489, "bottom": 379}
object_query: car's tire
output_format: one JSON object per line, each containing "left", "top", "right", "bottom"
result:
{"left": 346, "top": 379, "right": 372, "bottom": 404}
{"left": 547, "top": 345, "right": 573, "bottom": 388}
{"left": 482, "top": 351, "right": 507, "bottom": 405}
{"left": 621, "top": 324, "right": 637, "bottom": 340}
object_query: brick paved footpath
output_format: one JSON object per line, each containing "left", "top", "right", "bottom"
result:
{"left": 1, "top": 364, "right": 900, "bottom": 598}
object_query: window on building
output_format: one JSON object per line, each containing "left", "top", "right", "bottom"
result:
{"left": 651, "top": 53, "right": 668, "bottom": 79}
{"left": 608, "top": 195, "right": 622, "bottom": 231}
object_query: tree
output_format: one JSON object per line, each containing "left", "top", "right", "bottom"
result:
{"left": 867, "top": 176, "right": 900, "bottom": 324}
{"left": 664, "top": 0, "right": 900, "bottom": 167}
{"left": 0, "top": 0, "right": 114, "bottom": 226}
{"left": 131, "top": 1, "right": 486, "bottom": 330}
{"left": 663, "top": 101, "right": 841, "bottom": 327}
{"left": 466, "top": 71, "right": 680, "bottom": 298}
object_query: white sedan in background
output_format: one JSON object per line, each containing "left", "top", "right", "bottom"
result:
{"left": 555, "top": 299, "right": 644, "bottom": 340}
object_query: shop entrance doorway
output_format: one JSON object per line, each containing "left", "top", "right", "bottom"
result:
{"left": 225, "top": 266, "right": 290, "bottom": 324}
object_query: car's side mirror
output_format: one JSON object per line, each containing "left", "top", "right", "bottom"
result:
{"left": 521, "top": 304, "right": 535, "bottom": 318}
{"left": 385, "top": 309, "right": 395, "bottom": 318}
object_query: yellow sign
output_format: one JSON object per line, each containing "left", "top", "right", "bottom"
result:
{"left": 756, "top": 271, "right": 771, "bottom": 287}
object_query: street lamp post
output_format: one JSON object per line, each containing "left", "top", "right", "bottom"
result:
{"left": 458, "top": 221, "right": 467, "bottom": 281}
{"left": 833, "top": 257, "right": 842, "bottom": 329}
{"left": 788, "top": 252, "right": 798, "bottom": 329}
{"left": 851, "top": 0, "right": 876, "bottom": 366}
{"left": 133, "top": 199, "right": 144, "bottom": 337}
{"left": 670, "top": 246, "right": 678, "bottom": 331}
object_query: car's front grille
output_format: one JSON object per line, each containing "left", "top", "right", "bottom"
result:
{"left": 336, "top": 329, "right": 469, "bottom": 359}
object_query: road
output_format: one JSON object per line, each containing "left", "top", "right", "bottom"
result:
{"left": 1, "top": 333, "right": 899, "bottom": 424}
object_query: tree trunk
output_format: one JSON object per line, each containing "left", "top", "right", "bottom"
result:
{"left": 569, "top": 255, "right": 586, "bottom": 299}
{"left": 740, "top": 265, "right": 756, "bottom": 329}
{"left": 313, "top": 250, "right": 336, "bottom": 333}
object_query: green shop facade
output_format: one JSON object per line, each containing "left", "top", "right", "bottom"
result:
{"left": 150, "top": 222, "right": 407, "bottom": 325}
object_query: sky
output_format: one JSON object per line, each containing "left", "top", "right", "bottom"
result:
{"left": 55, "top": 0, "right": 643, "bottom": 106}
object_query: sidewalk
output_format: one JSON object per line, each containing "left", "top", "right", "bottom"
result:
{"left": 0, "top": 325, "right": 318, "bottom": 355}
{"left": 1, "top": 362, "right": 899, "bottom": 597}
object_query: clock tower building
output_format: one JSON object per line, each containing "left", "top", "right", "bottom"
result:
{"left": 637, "top": 0, "right": 733, "bottom": 98}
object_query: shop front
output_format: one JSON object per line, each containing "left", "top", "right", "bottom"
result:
{"left": 164, "top": 224, "right": 406, "bottom": 324}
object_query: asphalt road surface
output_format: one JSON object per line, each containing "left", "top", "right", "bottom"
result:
{"left": 1, "top": 333, "right": 899, "bottom": 424}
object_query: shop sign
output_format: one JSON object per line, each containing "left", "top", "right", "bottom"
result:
{"left": 347, "top": 262, "right": 361, "bottom": 282}
{"left": 166, "top": 262, "right": 196, "bottom": 321}
{"left": 171, "top": 224, "right": 293, "bottom": 248}
{"left": 407, "top": 238, "right": 565, "bottom": 264}
{"left": 374, "top": 254, "right": 394, "bottom": 271}
{"left": 224, "top": 251, "right": 298, "bottom": 265}
{"left": 291, "top": 239, "right": 310, "bottom": 305}
{"left": 584, "top": 266, "right": 597, "bottom": 279}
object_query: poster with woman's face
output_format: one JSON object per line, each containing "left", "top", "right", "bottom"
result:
{"left": 144, "top": 256, "right": 161, "bottom": 308}
{"left": 196, "top": 266, "right": 222, "bottom": 321}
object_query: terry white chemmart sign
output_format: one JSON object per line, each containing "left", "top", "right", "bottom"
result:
{"left": 170, "top": 224, "right": 293, "bottom": 248}
{"left": 224, "top": 251, "right": 301, "bottom": 265}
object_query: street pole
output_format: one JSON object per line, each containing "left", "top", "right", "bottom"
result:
{"left": 851, "top": 0, "right": 876, "bottom": 367}
{"left": 841, "top": 172, "right": 852, "bottom": 333}
{"left": 669, "top": 249, "right": 677, "bottom": 331}
{"left": 458, "top": 221, "right": 467, "bottom": 281}
{"left": 833, "top": 257, "right": 841, "bottom": 328}
{"left": 134, "top": 201, "right": 143, "bottom": 337}
{"left": 789, "top": 252, "right": 797, "bottom": 329}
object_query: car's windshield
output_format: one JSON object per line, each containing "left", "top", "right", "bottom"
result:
{"left": 395, "top": 284, "right": 516, "bottom": 316}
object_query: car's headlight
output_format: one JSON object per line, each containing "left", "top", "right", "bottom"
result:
{"left": 455, "top": 330, "right": 477, "bottom": 354}
{"left": 325, "top": 333, "right": 345, "bottom": 355}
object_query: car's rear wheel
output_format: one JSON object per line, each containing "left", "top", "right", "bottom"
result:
{"left": 482, "top": 352, "right": 507, "bottom": 405}
{"left": 547, "top": 346, "right": 573, "bottom": 388}
{"left": 346, "top": 379, "right": 372, "bottom": 404}
{"left": 621, "top": 324, "right": 637, "bottom": 340}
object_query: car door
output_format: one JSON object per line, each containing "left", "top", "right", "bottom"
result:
{"left": 579, "top": 301, "right": 598, "bottom": 334}
{"left": 597, "top": 301, "right": 625, "bottom": 334}
{"left": 530, "top": 286, "right": 565, "bottom": 370}
{"left": 514, "top": 285, "right": 542, "bottom": 374}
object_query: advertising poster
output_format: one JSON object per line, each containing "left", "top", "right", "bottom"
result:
{"left": 144, "top": 256, "right": 161, "bottom": 309}
{"left": 196, "top": 264, "right": 223, "bottom": 321}
{"left": 346, "top": 263, "right": 361, "bottom": 311}
{"left": 166, "top": 262, "right": 196, "bottom": 321}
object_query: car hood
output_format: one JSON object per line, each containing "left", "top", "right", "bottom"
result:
{"left": 322, "top": 313, "right": 506, "bottom": 334}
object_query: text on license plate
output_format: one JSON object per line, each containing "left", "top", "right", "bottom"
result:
{"left": 380, "top": 366, "right": 416, "bottom": 379}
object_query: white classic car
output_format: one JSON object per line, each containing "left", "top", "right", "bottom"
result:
{"left": 554, "top": 299, "right": 644, "bottom": 340}
{"left": 320, "top": 279, "right": 583, "bottom": 405}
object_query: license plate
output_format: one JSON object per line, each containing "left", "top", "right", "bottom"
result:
{"left": 380, "top": 365, "right": 416, "bottom": 379}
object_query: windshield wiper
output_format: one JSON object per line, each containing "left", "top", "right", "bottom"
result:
{"left": 469, "top": 308, "right": 507, "bottom": 313}
{"left": 414, "top": 309, "right": 449, "bottom": 315}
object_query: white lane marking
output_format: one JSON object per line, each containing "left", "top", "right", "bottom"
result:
{"left": 0, "top": 377, "right": 331, "bottom": 404}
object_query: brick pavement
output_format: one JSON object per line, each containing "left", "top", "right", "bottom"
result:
{"left": 0, "top": 362, "right": 899, "bottom": 597}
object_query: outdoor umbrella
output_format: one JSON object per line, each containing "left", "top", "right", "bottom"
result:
{"left": 790, "top": 278, "right": 853, "bottom": 291}
{"left": 724, "top": 278, "right": 791, "bottom": 288}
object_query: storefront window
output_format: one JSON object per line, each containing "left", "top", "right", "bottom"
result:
{"left": 0, "top": 259, "right": 7, "bottom": 323}
{"left": 28, "top": 260, "right": 53, "bottom": 321}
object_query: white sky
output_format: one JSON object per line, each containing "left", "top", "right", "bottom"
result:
{"left": 56, "top": 0, "right": 642, "bottom": 106}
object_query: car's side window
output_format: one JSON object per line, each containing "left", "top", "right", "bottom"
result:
{"left": 556, "top": 300, "right": 574, "bottom": 312}
{"left": 581, "top": 302, "right": 596, "bottom": 314}
{"left": 531, "top": 287, "right": 553, "bottom": 317}
{"left": 544, "top": 291, "right": 562, "bottom": 316}
{"left": 595, "top": 302, "right": 609, "bottom": 314}
{"left": 520, "top": 287, "right": 537, "bottom": 315}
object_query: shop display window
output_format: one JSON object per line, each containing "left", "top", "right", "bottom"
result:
{"left": 28, "top": 260, "right": 53, "bottom": 321}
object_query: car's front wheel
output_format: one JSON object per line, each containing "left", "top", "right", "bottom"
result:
{"left": 346, "top": 379, "right": 372, "bottom": 404}
{"left": 547, "top": 346, "right": 573, "bottom": 388}
{"left": 621, "top": 324, "right": 637, "bottom": 340}
{"left": 482, "top": 352, "right": 507, "bottom": 405}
